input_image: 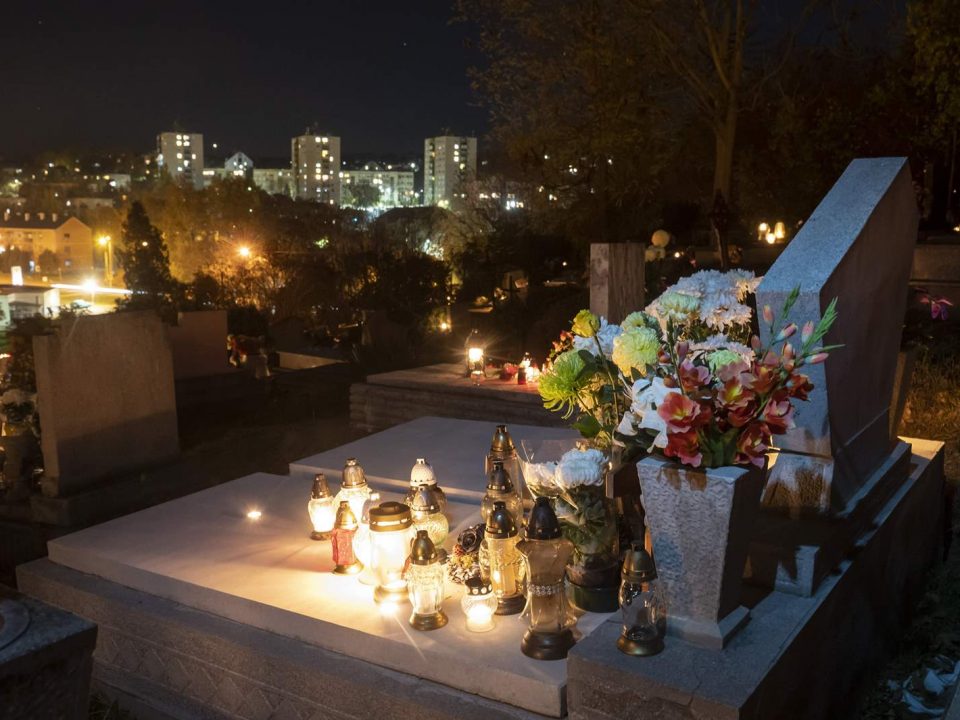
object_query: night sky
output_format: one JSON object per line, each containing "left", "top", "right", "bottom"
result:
{"left": 2, "top": 1, "right": 484, "bottom": 162}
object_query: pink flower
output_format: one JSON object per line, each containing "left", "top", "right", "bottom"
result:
{"left": 657, "top": 392, "right": 706, "bottom": 432}
{"left": 676, "top": 341, "right": 689, "bottom": 361}
{"left": 664, "top": 430, "right": 702, "bottom": 467}
{"left": 678, "top": 359, "right": 710, "bottom": 392}
{"left": 718, "top": 359, "right": 750, "bottom": 383}
{"left": 806, "top": 352, "right": 829, "bottom": 365}
{"left": 787, "top": 373, "right": 814, "bottom": 401}
{"left": 762, "top": 305, "right": 774, "bottom": 325}
{"left": 761, "top": 392, "right": 796, "bottom": 434}
{"left": 801, "top": 321, "right": 815, "bottom": 344}
{"left": 735, "top": 422, "right": 771, "bottom": 468}
{"left": 776, "top": 323, "right": 797, "bottom": 341}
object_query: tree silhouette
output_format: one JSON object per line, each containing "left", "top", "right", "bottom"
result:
{"left": 115, "top": 201, "right": 179, "bottom": 316}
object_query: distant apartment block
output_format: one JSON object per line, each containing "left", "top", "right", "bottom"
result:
{"left": 291, "top": 133, "right": 341, "bottom": 204}
{"left": 253, "top": 168, "right": 294, "bottom": 197}
{"left": 225, "top": 152, "right": 253, "bottom": 178}
{"left": 157, "top": 132, "right": 205, "bottom": 189}
{"left": 424, "top": 136, "right": 477, "bottom": 207}
{"left": 0, "top": 212, "right": 94, "bottom": 272}
{"left": 341, "top": 163, "right": 417, "bottom": 208}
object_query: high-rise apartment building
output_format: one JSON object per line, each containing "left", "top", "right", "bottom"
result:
{"left": 291, "top": 133, "right": 341, "bottom": 204}
{"left": 341, "top": 163, "right": 417, "bottom": 208}
{"left": 424, "top": 136, "right": 477, "bottom": 207}
{"left": 156, "top": 132, "right": 205, "bottom": 189}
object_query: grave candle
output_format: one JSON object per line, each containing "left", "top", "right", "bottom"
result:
{"left": 405, "top": 458, "right": 447, "bottom": 513}
{"left": 354, "top": 491, "right": 381, "bottom": 586}
{"left": 409, "top": 485, "right": 449, "bottom": 546}
{"left": 485, "top": 500, "right": 526, "bottom": 615}
{"left": 406, "top": 530, "right": 447, "bottom": 631}
{"left": 464, "top": 328, "right": 485, "bottom": 378}
{"left": 331, "top": 501, "right": 362, "bottom": 575}
{"left": 485, "top": 425, "right": 522, "bottom": 506}
{"left": 481, "top": 460, "right": 523, "bottom": 532}
{"left": 307, "top": 473, "right": 335, "bottom": 540}
{"left": 369, "top": 501, "right": 415, "bottom": 604}
{"left": 335, "top": 457, "right": 372, "bottom": 523}
{"left": 617, "top": 542, "right": 666, "bottom": 656}
{"left": 461, "top": 577, "right": 496, "bottom": 632}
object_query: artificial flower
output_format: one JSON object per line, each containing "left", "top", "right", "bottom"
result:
{"left": 555, "top": 448, "right": 607, "bottom": 489}
{"left": 611, "top": 326, "right": 659, "bottom": 374}
{"left": 654, "top": 291, "right": 700, "bottom": 323}
{"left": 657, "top": 392, "right": 704, "bottom": 432}
{"left": 538, "top": 350, "right": 588, "bottom": 416}
{"left": 664, "top": 430, "right": 702, "bottom": 467}
{"left": 735, "top": 422, "right": 771, "bottom": 467}
{"left": 761, "top": 392, "right": 796, "bottom": 434}
{"left": 574, "top": 317, "right": 622, "bottom": 358}
{"left": 621, "top": 311, "right": 659, "bottom": 332}
{"left": 571, "top": 309, "right": 600, "bottom": 337}
{"left": 628, "top": 377, "right": 672, "bottom": 448}
{"left": 678, "top": 359, "right": 710, "bottom": 392}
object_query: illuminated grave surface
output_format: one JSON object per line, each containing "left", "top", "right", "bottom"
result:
{"left": 45, "top": 471, "right": 608, "bottom": 717}
{"left": 291, "top": 415, "right": 579, "bottom": 503}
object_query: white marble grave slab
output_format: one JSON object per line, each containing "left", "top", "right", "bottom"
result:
{"left": 291, "top": 416, "right": 579, "bottom": 503}
{"left": 47, "top": 471, "right": 608, "bottom": 717}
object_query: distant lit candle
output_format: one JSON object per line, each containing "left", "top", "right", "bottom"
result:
{"left": 246, "top": 509, "right": 262, "bottom": 521}
{"left": 308, "top": 473, "right": 336, "bottom": 540}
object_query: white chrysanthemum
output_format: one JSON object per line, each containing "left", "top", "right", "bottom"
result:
{"left": 688, "top": 334, "right": 754, "bottom": 362}
{"left": 572, "top": 317, "right": 622, "bottom": 358}
{"left": 555, "top": 448, "right": 607, "bottom": 489}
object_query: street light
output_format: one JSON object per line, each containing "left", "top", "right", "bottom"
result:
{"left": 97, "top": 236, "right": 113, "bottom": 287}
{"left": 238, "top": 245, "right": 252, "bottom": 259}
{"left": 83, "top": 277, "right": 97, "bottom": 304}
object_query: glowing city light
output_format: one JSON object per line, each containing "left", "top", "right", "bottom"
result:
{"left": 246, "top": 509, "right": 263, "bottom": 520}
{"left": 238, "top": 246, "right": 252, "bottom": 259}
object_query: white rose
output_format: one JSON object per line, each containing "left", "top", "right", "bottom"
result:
{"left": 556, "top": 448, "right": 607, "bottom": 489}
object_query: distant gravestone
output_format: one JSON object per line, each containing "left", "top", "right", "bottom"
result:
{"left": 33, "top": 311, "right": 179, "bottom": 499}
{"left": 756, "top": 157, "right": 918, "bottom": 514}
{"left": 590, "top": 243, "right": 645, "bottom": 324}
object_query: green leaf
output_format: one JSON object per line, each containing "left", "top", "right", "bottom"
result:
{"left": 782, "top": 285, "right": 801, "bottom": 318}
{"left": 572, "top": 414, "right": 602, "bottom": 438}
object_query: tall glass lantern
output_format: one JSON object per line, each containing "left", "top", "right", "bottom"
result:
{"left": 307, "top": 473, "right": 335, "bottom": 540}
{"left": 354, "top": 491, "right": 381, "bottom": 586}
{"left": 481, "top": 460, "right": 523, "bottom": 532}
{"left": 617, "top": 542, "right": 667, "bottom": 656}
{"left": 409, "top": 485, "right": 449, "bottom": 547}
{"left": 369, "top": 501, "right": 415, "bottom": 605}
{"left": 485, "top": 425, "right": 522, "bottom": 505}
{"left": 517, "top": 497, "right": 576, "bottom": 660}
{"left": 331, "top": 501, "right": 362, "bottom": 575}
{"left": 406, "top": 530, "right": 448, "bottom": 630}
{"left": 335, "top": 457, "right": 372, "bottom": 521}
{"left": 405, "top": 458, "right": 447, "bottom": 513}
{"left": 485, "top": 500, "right": 526, "bottom": 615}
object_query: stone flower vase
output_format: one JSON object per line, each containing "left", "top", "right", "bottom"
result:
{"left": 636, "top": 456, "right": 765, "bottom": 649}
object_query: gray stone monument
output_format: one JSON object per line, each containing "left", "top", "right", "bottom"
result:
{"left": 590, "top": 243, "right": 645, "bottom": 324}
{"left": 750, "top": 157, "right": 918, "bottom": 595}
{"left": 33, "top": 311, "right": 179, "bottom": 511}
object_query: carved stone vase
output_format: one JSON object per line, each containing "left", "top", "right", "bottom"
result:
{"left": 636, "top": 456, "right": 765, "bottom": 649}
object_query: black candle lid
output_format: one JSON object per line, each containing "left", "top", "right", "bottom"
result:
{"left": 525, "top": 497, "right": 561, "bottom": 540}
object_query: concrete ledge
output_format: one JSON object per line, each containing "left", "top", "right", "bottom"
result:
{"left": 567, "top": 440, "right": 945, "bottom": 720}
{"left": 18, "top": 560, "right": 544, "bottom": 720}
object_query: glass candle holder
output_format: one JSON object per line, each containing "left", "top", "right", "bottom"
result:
{"left": 517, "top": 497, "right": 576, "bottom": 660}
{"left": 485, "top": 425, "right": 522, "bottom": 506}
{"left": 485, "top": 500, "right": 526, "bottom": 615}
{"left": 406, "top": 530, "right": 447, "bottom": 631}
{"left": 404, "top": 458, "right": 447, "bottom": 513}
{"left": 409, "top": 485, "right": 449, "bottom": 546}
{"left": 369, "top": 501, "right": 415, "bottom": 605}
{"left": 461, "top": 577, "right": 496, "bottom": 632}
{"left": 617, "top": 542, "right": 667, "bottom": 656}
{"left": 481, "top": 460, "right": 523, "bottom": 532}
{"left": 464, "top": 328, "right": 485, "bottom": 377}
{"left": 308, "top": 473, "right": 335, "bottom": 540}
{"left": 354, "top": 492, "right": 381, "bottom": 586}
{"left": 335, "top": 457, "right": 372, "bottom": 523}
{"left": 331, "top": 501, "right": 362, "bottom": 575}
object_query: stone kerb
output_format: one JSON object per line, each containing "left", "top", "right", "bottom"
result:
{"left": 756, "top": 157, "right": 918, "bottom": 514}
{"left": 33, "top": 311, "right": 180, "bottom": 498}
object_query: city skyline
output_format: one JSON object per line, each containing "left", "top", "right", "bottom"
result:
{"left": 1, "top": 0, "right": 485, "bottom": 161}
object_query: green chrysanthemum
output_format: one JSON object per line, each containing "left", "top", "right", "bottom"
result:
{"left": 571, "top": 309, "right": 600, "bottom": 338}
{"left": 706, "top": 349, "right": 743, "bottom": 373}
{"left": 539, "top": 350, "right": 588, "bottom": 417}
{"left": 611, "top": 327, "right": 660, "bottom": 375}
{"left": 621, "top": 311, "right": 660, "bottom": 332}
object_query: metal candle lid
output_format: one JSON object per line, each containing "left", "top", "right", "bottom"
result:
{"left": 466, "top": 576, "right": 492, "bottom": 596}
{"left": 409, "top": 529, "right": 439, "bottom": 565}
{"left": 621, "top": 542, "right": 658, "bottom": 583}
{"left": 334, "top": 501, "right": 358, "bottom": 530}
{"left": 341, "top": 458, "right": 368, "bottom": 488}
{"left": 490, "top": 425, "right": 515, "bottom": 454}
{"left": 410, "top": 458, "right": 437, "bottom": 487}
{"left": 486, "top": 460, "right": 515, "bottom": 494}
{"left": 525, "top": 497, "right": 561, "bottom": 540}
{"left": 410, "top": 485, "right": 442, "bottom": 514}
{"left": 311, "top": 473, "right": 332, "bottom": 500}
{"left": 485, "top": 500, "right": 518, "bottom": 539}
{"left": 369, "top": 502, "right": 413, "bottom": 532}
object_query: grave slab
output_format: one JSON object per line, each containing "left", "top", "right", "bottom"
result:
{"left": 291, "top": 416, "right": 579, "bottom": 503}
{"left": 33, "top": 470, "right": 608, "bottom": 717}
{"left": 350, "top": 363, "right": 566, "bottom": 432}
{"left": 567, "top": 438, "right": 945, "bottom": 720}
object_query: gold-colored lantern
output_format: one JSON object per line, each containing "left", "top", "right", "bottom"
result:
{"left": 409, "top": 485, "right": 449, "bottom": 547}
{"left": 335, "top": 457, "right": 372, "bottom": 522}
{"left": 485, "top": 500, "right": 526, "bottom": 615}
{"left": 406, "top": 530, "right": 447, "bottom": 631}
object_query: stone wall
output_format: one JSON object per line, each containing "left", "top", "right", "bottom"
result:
{"left": 34, "top": 311, "right": 179, "bottom": 498}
